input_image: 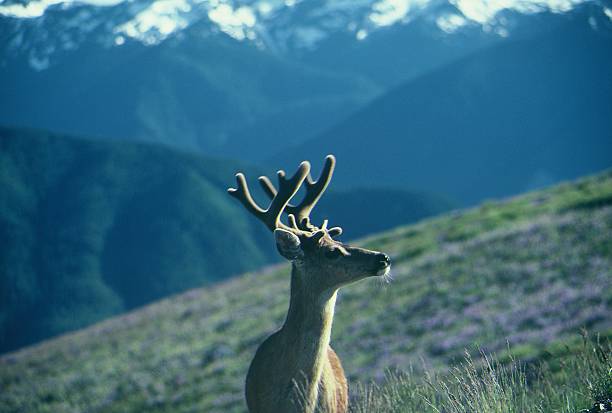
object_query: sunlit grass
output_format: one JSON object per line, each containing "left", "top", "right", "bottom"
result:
{"left": 350, "top": 334, "right": 611, "bottom": 413}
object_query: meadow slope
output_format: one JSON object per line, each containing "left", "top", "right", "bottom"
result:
{"left": 1, "top": 171, "right": 611, "bottom": 413}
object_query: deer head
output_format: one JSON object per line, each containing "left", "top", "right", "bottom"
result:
{"left": 228, "top": 155, "right": 391, "bottom": 296}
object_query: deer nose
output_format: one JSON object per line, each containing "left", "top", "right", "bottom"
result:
{"left": 378, "top": 254, "right": 391, "bottom": 267}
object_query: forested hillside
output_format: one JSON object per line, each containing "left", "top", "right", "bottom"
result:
{"left": 0, "top": 127, "right": 277, "bottom": 353}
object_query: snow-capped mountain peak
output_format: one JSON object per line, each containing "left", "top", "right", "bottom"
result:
{"left": 0, "top": 0, "right": 607, "bottom": 71}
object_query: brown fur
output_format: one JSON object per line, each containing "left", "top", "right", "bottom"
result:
{"left": 245, "top": 335, "right": 346, "bottom": 413}
{"left": 327, "top": 347, "right": 348, "bottom": 412}
{"left": 245, "top": 231, "right": 389, "bottom": 413}
{"left": 229, "top": 157, "right": 389, "bottom": 413}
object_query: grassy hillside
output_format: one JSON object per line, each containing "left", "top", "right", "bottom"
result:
{"left": 272, "top": 16, "right": 612, "bottom": 205}
{"left": 1, "top": 170, "right": 610, "bottom": 412}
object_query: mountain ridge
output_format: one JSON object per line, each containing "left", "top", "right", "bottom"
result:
{"left": 2, "top": 1, "right": 609, "bottom": 162}
{"left": 0, "top": 126, "right": 278, "bottom": 353}
{"left": 1, "top": 0, "right": 607, "bottom": 71}
{"left": 270, "top": 14, "right": 612, "bottom": 205}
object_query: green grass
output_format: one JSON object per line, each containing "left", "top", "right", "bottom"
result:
{"left": 350, "top": 333, "right": 611, "bottom": 413}
{"left": 0, "top": 170, "right": 611, "bottom": 413}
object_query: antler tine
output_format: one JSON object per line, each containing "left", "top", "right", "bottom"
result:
{"left": 258, "top": 175, "right": 277, "bottom": 199}
{"left": 228, "top": 163, "right": 310, "bottom": 232}
{"left": 260, "top": 155, "right": 336, "bottom": 231}
{"left": 291, "top": 155, "right": 336, "bottom": 228}
{"left": 228, "top": 172, "right": 265, "bottom": 217}
{"left": 268, "top": 162, "right": 310, "bottom": 229}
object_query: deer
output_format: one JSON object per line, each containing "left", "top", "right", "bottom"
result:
{"left": 228, "top": 155, "right": 391, "bottom": 413}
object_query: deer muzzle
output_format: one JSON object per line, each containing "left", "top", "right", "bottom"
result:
{"left": 374, "top": 253, "right": 391, "bottom": 276}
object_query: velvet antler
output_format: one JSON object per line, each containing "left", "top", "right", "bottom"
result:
{"left": 228, "top": 162, "right": 310, "bottom": 232}
{"left": 257, "top": 155, "right": 342, "bottom": 237}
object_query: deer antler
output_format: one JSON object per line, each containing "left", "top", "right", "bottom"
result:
{"left": 258, "top": 155, "right": 343, "bottom": 236}
{"left": 228, "top": 162, "right": 310, "bottom": 232}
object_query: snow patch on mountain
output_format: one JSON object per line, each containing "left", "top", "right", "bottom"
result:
{"left": 0, "top": 0, "right": 598, "bottom": 71}
{"left": 0, "top": 0, "right": 120, "bottom": 18}
{"left": 114, "top": 0, "right": 191, "bottom": 45}
{"left": 207, "top": 3, "right": 256, "bottom": 40}
{"left": 436, "top": 13, "right": 468, "bottom": 33}
{"left": 453, "top": 0, "right": 583, "bottom": 23}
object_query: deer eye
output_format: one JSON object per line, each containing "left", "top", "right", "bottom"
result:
{"left": 324, "top": 248, "right": 343, "bottom": 260}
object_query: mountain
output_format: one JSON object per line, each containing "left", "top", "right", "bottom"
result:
{"left": 0, "top": 27, "right": 377, "bottom": 159}
{"left": 1, "top": 1, "right": 609, "bottom": 160}
{"left": 311, "top": 187, "right": 454, "bottom": 240}
{"left": 0, "top": 126, "right": 451, "bottom": 354}
{"left": 1, "top": 0, "right": 594, "bottom": 68}
{"left": 0, "top": 126, "right": 279, "bottom": 354}
{"left": 1, "top": 170, "right": 610, "bottom": 413}
{"left": 272, "top": 11, "right": 612, "bottom": 205}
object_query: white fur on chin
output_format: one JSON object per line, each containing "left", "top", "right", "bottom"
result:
{"left": 376, "top": 266, "right": 391, "bottom": 277}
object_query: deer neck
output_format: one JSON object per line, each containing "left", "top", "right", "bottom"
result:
{"left": 280, "top": 264, "right": 337, "bottom": 407}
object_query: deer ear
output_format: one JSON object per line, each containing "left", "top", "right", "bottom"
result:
{"left": 274, "top": 229, "right": 303, "bottom": 261}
